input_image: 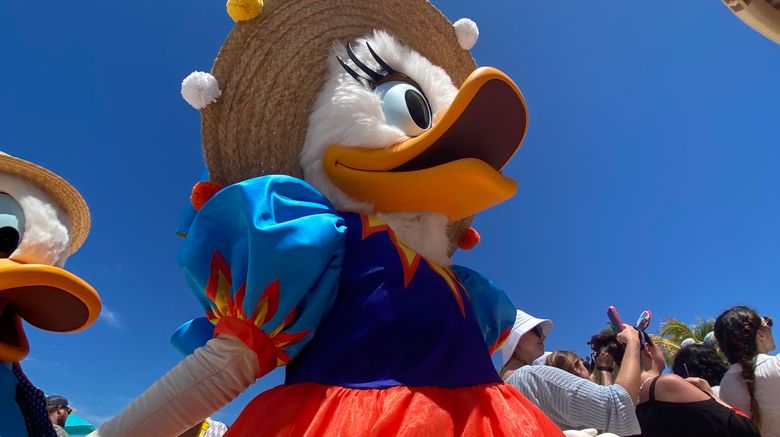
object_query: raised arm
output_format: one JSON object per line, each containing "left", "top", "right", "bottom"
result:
{"left": 92, "top": 176, "right": 346, "bottom": 437}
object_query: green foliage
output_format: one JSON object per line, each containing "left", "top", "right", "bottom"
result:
{"left": 654, "top": 317, "right": 717, "bottom": 365}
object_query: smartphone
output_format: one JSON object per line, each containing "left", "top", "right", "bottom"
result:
{"left": 607, "top": 306, "right": 624, "bottom": 332}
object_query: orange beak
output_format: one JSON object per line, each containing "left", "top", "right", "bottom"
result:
{"left": 0, "top": 259, "right": 101, "bottom": 362}
{"left": 322, "top": 67, "right": 528, "bottom": 220}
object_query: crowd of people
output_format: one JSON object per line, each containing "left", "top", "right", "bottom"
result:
{"left": 500, "top": 305, "right": 778, "bottom": 436}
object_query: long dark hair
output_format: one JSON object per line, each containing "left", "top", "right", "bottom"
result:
{"left": 714, "top": 306, "right": 762, "bottom": 425}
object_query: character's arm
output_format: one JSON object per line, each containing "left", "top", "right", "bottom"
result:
{"left": 451, "top": 265, "right": 514, "bottom": 355}
{"left": 92, "top": 175, "right": 346, "bottom": 437}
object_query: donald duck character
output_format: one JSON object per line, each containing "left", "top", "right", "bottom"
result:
{"left": 0, "top": 152, "right": 101, "bottom": 436}
{"left": 94, "top": 0, "right": 563, "bottom": 435}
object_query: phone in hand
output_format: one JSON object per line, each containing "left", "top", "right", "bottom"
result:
{"left": 607, "top": 306, "right": 624, "bottom": 332}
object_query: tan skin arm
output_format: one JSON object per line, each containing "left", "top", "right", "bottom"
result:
{"left": 613, "top": 325, "right": 641, "bottom": 404}
{"left": 590, "top": 349, "right": 614, "bottom": 385}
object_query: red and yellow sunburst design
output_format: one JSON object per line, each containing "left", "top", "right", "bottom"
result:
{"left": 205, "top": 251, "right": 311, "bottom": 368}
{"left": 360, "top": 215, "right": 469, "bottom": 316}
{"left": 488, "top": 327, "right": 511, "bottom": 355}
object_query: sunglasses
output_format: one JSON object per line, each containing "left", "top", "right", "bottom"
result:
{"left": 531, "top": 325, "right": 545, "bottom": 338}
{"left": 762, "top": 316, "right": 773, "bottom": 329}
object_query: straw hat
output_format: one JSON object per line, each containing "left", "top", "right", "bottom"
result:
{"left": 200, "top": 0, "right": 477, "bottom": 250}
{"left": 0, "top": 153, "right": 90, "bottom": 254}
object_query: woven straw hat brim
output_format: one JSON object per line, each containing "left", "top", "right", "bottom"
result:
{"left": 0, "top": 154, "right": 90, "bottom": 254}
{"left": 202, "top": 0, "right": 477, "bottom": 252}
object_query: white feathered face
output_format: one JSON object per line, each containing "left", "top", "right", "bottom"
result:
{"left": 301, "top": 30, "right": 528, "bottom": 220}
{"left": 0, "top": 174, "right": 71, "bottom": 266}
{"left": 0, "top": 173, "right": 100, "bottom": 362}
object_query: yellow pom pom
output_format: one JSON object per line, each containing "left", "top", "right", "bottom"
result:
{"left": 226, "top": 0, "right": 264, "bottom": 22}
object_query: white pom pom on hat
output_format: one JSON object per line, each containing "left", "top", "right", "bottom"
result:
{"left": 453, "top": 18, "right": 479, "bottom": 50}
{"left": 181, "top": 71, "right": 222, "bottom": 110}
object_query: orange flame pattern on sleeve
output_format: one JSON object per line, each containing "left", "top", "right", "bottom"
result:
{"left": 206, "top": 251, "right": 311, "bottom": 370}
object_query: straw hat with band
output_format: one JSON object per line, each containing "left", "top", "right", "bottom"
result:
{"left": 501, "top": 309, "right": 554, "bottom": 367}
{"left": 0, "top": 152, "right": 98, "bottom": 363}
{"left": 0, "top": 152, "right": 90, "bottom": 254}
{"left": 200, "top": 0, "right": 477, "bottom": 252}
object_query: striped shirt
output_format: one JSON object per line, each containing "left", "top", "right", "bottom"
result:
{"left": 506, "top": 365, "right": 641, "bottom": 436}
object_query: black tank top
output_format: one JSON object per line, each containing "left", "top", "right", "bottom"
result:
{"left": 629, "top": 377, "right": 760, "bottom": 437}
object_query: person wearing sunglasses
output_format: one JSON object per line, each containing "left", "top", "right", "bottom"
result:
{"left": 716, "top": 306, "right": 780, "bottom": 436}
{"left": 501, "top": 310, "right": 642, "bottom": 436}
{"left": 46, "top": 395, "right": 73, "bottom": 437}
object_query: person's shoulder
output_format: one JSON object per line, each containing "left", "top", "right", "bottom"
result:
{"left": 756, "top": 353, "right": 780, "bottom": 366}
{"left": 507, "top": 365, "right": 566, "bottom": 383}
{"left": 521, "top": 365, "right": 572, "bottom": 378}
{"left": 653, "top": 374, "right": 710, "bottom": 402}
{"left": 53, "top": 424, "right": 69, "bottom": 437}
{"left": 755, "top": 353, "right": 780, "bottom": 378}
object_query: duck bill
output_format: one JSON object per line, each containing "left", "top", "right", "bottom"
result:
{"left": 0, "top": 259, "right": 101, "bottom": 362}
{"left": 323, "top": 67, "right": 528, "bottom": 220}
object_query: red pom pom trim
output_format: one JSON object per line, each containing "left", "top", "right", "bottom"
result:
{"left": 458, "top": 227, "right": 481, "bottom": 250}
{"left": 191, "top": 181, "right": 224, "bottom": 211}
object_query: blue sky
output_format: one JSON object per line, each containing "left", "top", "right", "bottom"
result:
{"left": 2, "top": 0, "right": 779, "bottom": 427}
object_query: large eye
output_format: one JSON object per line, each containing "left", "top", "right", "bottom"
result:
{"left": 0, "top": 193, "right": 24, "bottom": 258}
{"left": 375, "top": 80, "right": 432, "bottom": 137}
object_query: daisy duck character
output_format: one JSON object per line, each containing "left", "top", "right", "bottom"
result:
{"left": 94, "top": 0, "right": 563, "bottom": 435}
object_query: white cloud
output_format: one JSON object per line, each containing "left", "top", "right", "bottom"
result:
{"left": 99, "top": 306, "right": 122, "bottom": 329}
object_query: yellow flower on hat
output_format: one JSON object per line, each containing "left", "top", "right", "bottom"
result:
{"left": 226, "top": 0, "right": 264, "bottom": 22}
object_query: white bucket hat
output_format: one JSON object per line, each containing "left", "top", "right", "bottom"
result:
{"left": 500, "top": 309, "right": 553, "bottom": 367}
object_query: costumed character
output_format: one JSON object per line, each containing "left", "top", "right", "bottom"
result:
{"left": 93, "top": 1, "right": 564, "bottom": 435}
{"left": 0, "top": 152, "right": 101, "bottom": 436}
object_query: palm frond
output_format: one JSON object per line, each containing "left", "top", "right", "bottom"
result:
{"left": 649, "top": 334, "right": 681, "bottom": 365}
{"left": 658, "top": 319, "right": 694, "bottom": 343}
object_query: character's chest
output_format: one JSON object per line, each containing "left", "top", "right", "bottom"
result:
{"left": 337, "top": 214, "right": 469, "bottom": 318}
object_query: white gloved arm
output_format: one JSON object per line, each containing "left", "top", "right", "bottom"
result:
{"left": 89, "top": 334, "right": 258, "bottom": 437}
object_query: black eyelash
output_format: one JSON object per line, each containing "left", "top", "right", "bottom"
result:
{"left": 336, "top": 41, "right": 398, "bottom": 87}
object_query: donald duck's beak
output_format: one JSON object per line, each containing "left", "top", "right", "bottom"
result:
{"left": 323, "top": 67, "right": 528, "bottom": 220}
{"left": 0, "top": 259, "right": 101, "bottom": 362}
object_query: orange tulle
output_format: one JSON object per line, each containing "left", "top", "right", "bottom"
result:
{"left": 227, "top": 382, "right": 563, "bottom": 436}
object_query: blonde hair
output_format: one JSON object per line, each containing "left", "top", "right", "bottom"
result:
{"left": 545, "top": 350, "right": 583, "bottom": 376}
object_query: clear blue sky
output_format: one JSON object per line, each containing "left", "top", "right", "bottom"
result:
{"left": 1, "top": 0, "right": 778, "bottom": 427}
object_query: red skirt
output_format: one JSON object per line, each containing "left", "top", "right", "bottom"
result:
{"left": 227, "top": 382, "right": 564, "bottom": 436}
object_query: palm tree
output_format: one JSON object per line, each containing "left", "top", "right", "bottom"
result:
{"left": 650, "top": 318, "right": 716, "bottom": 365}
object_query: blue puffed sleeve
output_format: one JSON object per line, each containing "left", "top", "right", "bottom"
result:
{"left": 177, "top": 175, "right": 346, "bottom": 375}
{"left": 451, "top": 265, "right": 515, "bottom": 355}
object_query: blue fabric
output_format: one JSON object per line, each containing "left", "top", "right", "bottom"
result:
{"left": 286, "top": 212, "right": 501, "bottom": 388}
{"left": 170, "top": 317, "right": 215, "bottom": 356}
{"left": 451, "top": 265, "right": 516, "bottom": 353}
{"left": 10, "top": 363, "right": 56, "bottom": 437}
{"left": 0, "top": 362, "right": 27, "bottom": 437}
{"left": 179, "top": 175, "right": 507, "bottom": 388}
{"left": 179, "top": 175, "right": 346, "bottom": 363}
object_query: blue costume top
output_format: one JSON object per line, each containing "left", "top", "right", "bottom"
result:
{"left": 178, "top": 175, "right": 515, "bottom": 387}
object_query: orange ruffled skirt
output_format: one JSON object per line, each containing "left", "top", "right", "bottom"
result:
{"left": 227, "top": 382, "right": 563, "bottom": 436}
